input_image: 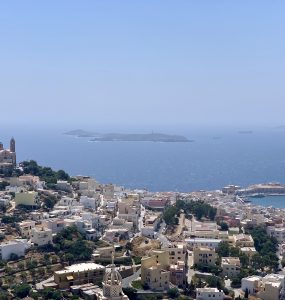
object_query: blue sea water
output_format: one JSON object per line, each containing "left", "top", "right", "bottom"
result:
{"left": 250, "top": 195, "right": 285, "bottom": 208}
{"left": 1, "top": 126, "right": 285, "bottom": 193}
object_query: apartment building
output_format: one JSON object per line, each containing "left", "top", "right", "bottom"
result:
{"left": 30, "top": 227, "right": 53, "bottom": 246}
{"left": 185, "top": 238, "right": 221, "bottom": 250}
{"left": 196, "top": 288, "right": 225, "bottom": 300}
{"left": 162, "top": 243, "right": 187, "bottom": 265}
{"left": 221, "top": 257, "right": 240, "bottom": 278}
{"left": 267, "top": 226, "right": 285, "bottom": 243}
{"left": 15, "top": 191, "right": 38, "bottom": 207}
{"left": 18, "top": 220, "right": 36, "bottom": 238}
{"left": 0, "top": 239, "right": 30, "bottom": 260}
{"left": 53, "top": 263, "right": 105, "bottom": 289}
{"left": 193, "top": 247, "right": 217, "bottom": 266}
{"left": 233, "top": 234, "right": 254, "bottom": 248}
{"left": 141, "top": 250, "right": 170, "bottom": 291}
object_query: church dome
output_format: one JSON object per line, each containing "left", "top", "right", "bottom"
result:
{"left": 104, "top": 264, "right": 122, "bottom": 284}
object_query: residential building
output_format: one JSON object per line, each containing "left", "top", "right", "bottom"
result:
{"left": 141, "top": 250, "right": 170, "bottom": 291}
{"left": 241, "top": 276, "right": 261, "bottom": 294}
{"left": 56, "top": 180, "right": 72, "bottom": 192}
{"left": 0, "top": 239, "right": 30, "bottom": 260}
{"left": 242, "top": 274, "right": 285, "bottom": 300}
{"left": 221, "top": 257, "right": 240, "bottom": 278}
{"left": 193, "top": 247, "right": 217, "bottom": 266}
{"left": 15, "top": 191, "right": 38, "bottom": 207}
{"left": 185, "top": 238, "right": 221, "bottom": 250}
{"left": 42, "top": 218, "right": 65, "bottom": 234}
{"left": 162, "top": 243, "right": 187, "bottom": 265}
{"left": 18, "top": 220, "right": 36, "bottom": 238}
{"left": 196, "top": 288, "right": 225, "bottom": 300}
{"left": 30, "top": 227, "right": 53, "bottom": 246}
{"left": 170, "top": 261, "right": 187, "bottom": 288}
{"left": 80, "top": 196, "right": 98, "bottom": 210}
{"left": 258, "top": 274, "right": 285, "bottom": 300}
{"left": 53, "top": 263, "right": 105, "bottom": 289}
{"left": 267, "top": 226, "right": 285, "bottom": 244}
{"left": 240, "top": 247, "right": 257, "bottom": 257}
{"left": 233, "top": 234, "right": 254, "bottom": 248}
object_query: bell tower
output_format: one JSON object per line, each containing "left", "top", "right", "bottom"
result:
{"left": 10, "top": 137, "right": 15, "bottom": 153}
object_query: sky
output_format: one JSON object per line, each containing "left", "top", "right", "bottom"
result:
{"left": 0, "top": 1, "right": 284, "bottom": 131}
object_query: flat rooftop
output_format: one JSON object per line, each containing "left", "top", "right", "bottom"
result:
{"left": 56, "top": 263, "right": 105, "bottom": 274}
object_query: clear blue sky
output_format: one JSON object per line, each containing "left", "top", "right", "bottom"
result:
{"left": 1, "top": 1, "right": 284, "bottom": 130}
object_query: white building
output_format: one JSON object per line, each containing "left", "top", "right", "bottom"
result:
{"left": 42, "top": 218, "right": 65, "bottom": 234}
{"left": 267, "top": 226, "right": 285, "bottom": 244}
{"left": 18, "top": 220, "right": 36, "bottom": 238}
{"left": 30, "top": 227, "right": 53, "bottom": 246}
{"left": 0, "top": 239, "right": 31, "bottom": 260}
{"left": 185, "top": 238, "right": 221, "bottom": 250}
{"left": 241, "top": 276, "right": 261, "bottom": 294}
{"left": 80, "top": 196, "right": 98, "bottom": 210}
{"left": 56, "top": 180, "right": 72, "bottom": 192}
{"left": 196, "top": 288, "right": 225, "bottom": 300}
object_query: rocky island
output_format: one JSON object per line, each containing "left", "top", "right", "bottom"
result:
{"left": 64, "top": 129, "right": 192, "bottom": 142}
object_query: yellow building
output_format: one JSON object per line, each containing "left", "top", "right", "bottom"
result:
{"left": 15, "top": 191, "right": 38, "bottom": 207}
{"left": 53, "top": 263, "right": 105, "bottom": 289}
{"left": 233, "top": 234, "right": 254, "bottom": 248}
{"left": 193, "top": 247, "right": 217, "bottom": 266}
{"left": 162, "top": 243, "right": 187, "bottom": 265}
{"left": 221, "top": 257, "right": 240, "bottom": 278}
{"left": 141, "top": 250, "right": 170, "bottom": 291}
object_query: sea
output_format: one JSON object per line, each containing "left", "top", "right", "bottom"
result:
{"left": 249, "top": 195, "right": 285, "bottom": 209}
{"left": 1, "top": 125, "right": 285, "bottom": 205}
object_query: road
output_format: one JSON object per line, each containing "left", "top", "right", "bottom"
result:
{"left": 36, "top": 275, "right": 54, "bottom": 290}
{"left": 122, "top": 268, "right": 141, "bottom": 288}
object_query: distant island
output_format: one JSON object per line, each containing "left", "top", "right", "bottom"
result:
{"left": 64, "top": 129, "right": 192, "bottom": 142}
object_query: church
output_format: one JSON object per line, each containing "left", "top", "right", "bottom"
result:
{"left": 0, "top": 137, "right": 16, "bottom": 173}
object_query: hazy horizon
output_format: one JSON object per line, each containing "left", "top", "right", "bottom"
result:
{"left": 1, "top": 1, "right": 284, "bottom": 128}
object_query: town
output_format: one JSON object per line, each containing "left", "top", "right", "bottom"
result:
{"left": 1, "top": 139, "right": 285, "bottom": 300}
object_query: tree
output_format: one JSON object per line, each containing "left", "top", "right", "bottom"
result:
{"left": 217, "top": 241, "right": 230, "bottom": 257}
{"left": 219, "top": 222, "right": 229, "bottom": 231}
{"left": 0, "top": 181, "right": 9, "bottom": 191}
{"left": 13, "top": 283, "right": 31, "bottom": 298}
{"left": 167, "top": 288, "right": 180, "bottom": 299}
{"left": 40, "top": 288, "right": 62, "bottom": 300}
{"left": 123, "top": 287, "right": 137, "bottom": 300}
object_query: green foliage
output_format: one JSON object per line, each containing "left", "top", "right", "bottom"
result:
{"left": 1, "top": 215, "right": 19, "bottom": 224}
{"left": 13, "top": 283, "right": 31, "bottom": 298}
{"left": 123, "top": 287, "right": 137, "bottom": 300}
{"left": 133, "top": 256, "right": 142, "bottom": 265}
{"left": 21, "top": 160, "right": 70, "bottom": 187}
{"left": 247, "top": 226, "right": 279, "bottom": 271}
{"left": 53, "top": 226, "right": 93, "bottom": 262}
{"left": 163, "top": 199, "right": 217, "bottom": 225}
{"left": 40, "top": 288, "right": 62, "bottom": 300}
{"left": 132, "top": 280, "right": 143, "bottom": 290}
{"left": 163, "top": 206, "right": 179, "bottom": 225}
{"left": 26, "top": 259, "right": 38, "bottom": 269}
{"left": 0, "top": 181, "right": 9, "bottom": 191}
{"left": 167, "top": 288, "right": 180, "bottom": 299}
{"left": 217, "top": 241, "right": 230, "bottom": 257}
{"left": 42, "top": 194, "right": 57, "bottom": 209}
{"left": 176, "top": 199, "right": 217, "bottom": 221}
{"left": 219, "top": 222, "right": 229, "bottom": 231}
